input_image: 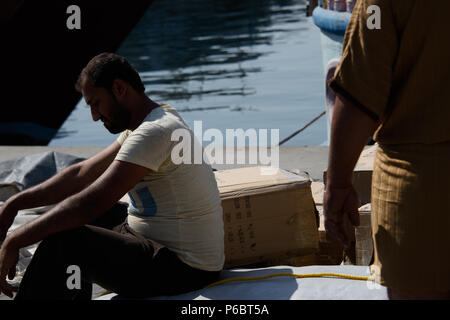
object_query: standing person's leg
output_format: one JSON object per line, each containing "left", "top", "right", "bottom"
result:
{"left": 371, "top": 143, "right": 450, "bottom": 299}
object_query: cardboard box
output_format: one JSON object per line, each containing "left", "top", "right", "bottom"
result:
{"left": 215, "top": 166, "right": 319, "bottom": 268}
{"left": 317, "top": 209, "right": 345, "bottom": 265}
{"left": 311, "top": 181, "right": 325, "bottom": 205}
{"left": 355, "top": 203, "right": 373, "bottom": 266}
{"left": 264, "top": 206, "right": 345, "bottom": 267}
{"left": 323, "top": 144, "right": 377, "bottom": 207}
{"left": 351, "top": 144, "right": 377, "bottom": 206}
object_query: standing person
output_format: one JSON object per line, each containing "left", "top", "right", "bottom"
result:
{"left": 0, "top": 53, "right": 224, "bottom": 299}
{"left": 324, "top": 0, "right": 450, "bottom": 299}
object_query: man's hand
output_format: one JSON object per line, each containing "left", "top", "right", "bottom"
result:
{"left": 323, "top": 185, "right": 360, "bottom": 248}
{"left": 0, "top": 239, "right": 19, "bottom": 298}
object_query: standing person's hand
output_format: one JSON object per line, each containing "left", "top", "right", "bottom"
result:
{"left": 0, "top": 238, "right": 19, "bottom": 298}
{"left": 323, "top": 185, "right": 360, "bottom": 248}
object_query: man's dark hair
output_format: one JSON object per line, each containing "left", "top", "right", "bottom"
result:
{"left": 75, "top": 52, "right": 145, "bottom": 94}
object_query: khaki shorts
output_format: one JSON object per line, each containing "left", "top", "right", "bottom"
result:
{"left": 370, "top": 141, "right": 450, "bottom": 292}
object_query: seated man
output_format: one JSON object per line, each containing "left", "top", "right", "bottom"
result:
{"left": 0, "top": 53, "right": 224, "bottom": 300}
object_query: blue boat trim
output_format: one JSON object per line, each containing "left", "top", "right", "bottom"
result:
{"left": 312, "top": 7, "right": 352, "bottom": 36}
{"left": 0, "top": 122, "right": 57, "bottom": 141}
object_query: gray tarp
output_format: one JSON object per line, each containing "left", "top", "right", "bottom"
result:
{"left": 0, "top": 151, "right": 85, "bottom": 192}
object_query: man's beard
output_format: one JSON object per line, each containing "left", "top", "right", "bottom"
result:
{"left": 104, "top": 100, "right": 131, "bottom": 134}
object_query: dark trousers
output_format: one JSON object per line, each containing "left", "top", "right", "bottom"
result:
{"left": 14, "top": 203, "right": 221, "bottom": 300}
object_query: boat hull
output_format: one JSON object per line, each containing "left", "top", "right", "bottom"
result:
{"left": 1, "top": 0, "right": 153, "bottom": 145}
{"left": 312, "top": 6, "right": 351, "bottom": 144}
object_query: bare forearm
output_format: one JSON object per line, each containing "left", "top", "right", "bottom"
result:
{"left": 3, "top": 158, "right": 150, "bottom": 252}
{"left": 5, "top": 162, "right": 130, "bottom": 249}
{"left": 6, "top": 190, "right": 101, "bottom": 250}
{"left": 326, "top": 94, "right": 380, "bottom": 188}
{"left": 5, "top": 163, "right": 88, "bottom": 211}
{"left": 6, "top": 196, "right": 90, "bottom": 248}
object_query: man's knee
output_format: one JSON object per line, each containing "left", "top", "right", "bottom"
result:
{"left": 89, "top": 202, "right": 128, "bottom": 229}
{"left": 38, "top": 226, "right": 90, "bottom": 254}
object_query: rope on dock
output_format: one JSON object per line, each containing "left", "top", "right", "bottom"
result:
{"left": 204, "top": 272, "right": 371, "bottom": 289}
{"left": 278, "top": 110, "right": 326, "bottom": 146}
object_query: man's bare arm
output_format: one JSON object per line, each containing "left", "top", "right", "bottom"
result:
{"left": 4, "top": 159, "right": 150, "bottom": 250}
{"left": 324, "top": 93, "right": 380, "bottom": 247}
{"left": 4, "top": 141, "right": 121, "bottom": 212}
{"left": 0, "top": 160, "right": 149, "bottom": 296}
{"left": 0, "top": 142, "right": 121, "bottom": 242}
{"left": 326, "top": 94, "right": 380, "bottom": 187}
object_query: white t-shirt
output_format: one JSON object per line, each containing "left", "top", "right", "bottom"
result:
{"left": 115, "top": 104, "right": 224, "bottom": 271}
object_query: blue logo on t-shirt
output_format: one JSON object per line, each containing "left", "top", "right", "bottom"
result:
{"left": 128, "top": 187, "right": 158, "bottom": 217}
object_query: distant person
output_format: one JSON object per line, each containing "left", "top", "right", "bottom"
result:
{"left": 324, "top": 1, "right": 450, "bottom": 299}
{"left": 0, "top": 53, "right": 224, "bottom": 299}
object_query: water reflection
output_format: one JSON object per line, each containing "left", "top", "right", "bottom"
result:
{"left": 118, "top": 0, "right": 307, "bottom": 102}
{"left": 51, "top": 0, "right": 327, "bottom": 146}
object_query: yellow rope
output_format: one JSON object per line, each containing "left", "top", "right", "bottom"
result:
{"left": 204, "top": 272, "right": 370, "bottom": 289}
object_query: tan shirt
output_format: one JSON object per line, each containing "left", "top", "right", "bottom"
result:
{"left": 329, "top": 0, "right": 450, "bottom": 145}
{"left": 115, "top": 104, "right": 225, "bottom": 271}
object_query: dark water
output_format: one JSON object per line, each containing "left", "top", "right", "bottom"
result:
{"left": 50, "top": 0, "right": 327, "bottom": 146}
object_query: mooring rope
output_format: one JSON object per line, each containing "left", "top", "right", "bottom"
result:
{"left": 278, "top": 110, "right": 326, "bottom": 146}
